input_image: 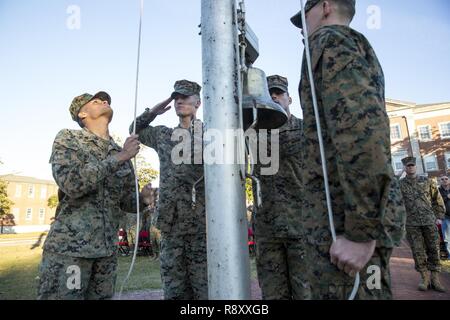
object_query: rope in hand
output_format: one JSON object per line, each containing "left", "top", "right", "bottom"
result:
{"left": 117, "top": 0, "right": 144, "bottom": 300}
{"left": 299, "top": 0, "right": 360, "bottom": 300}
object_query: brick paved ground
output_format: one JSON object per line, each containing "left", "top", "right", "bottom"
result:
{"left": 115, "top": 241, "right": 450, "bottom": 300}
{"left": 391, "top": 240, "right": 450, "bottom": 300}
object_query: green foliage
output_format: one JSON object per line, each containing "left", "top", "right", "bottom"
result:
{"left": 47, "top": 194, "right": 58, "bottom": 209}
{"left": 137, "top": 166, "right": 159, "bottom": 191}
{"left": 0, "top": 179, "right": 13, "bottom": 219}
{"left": 136, "top": 152, "right": 159, "bottom": 190}
{"left": 246, "top": 177, "right": 254, "bottom": 205}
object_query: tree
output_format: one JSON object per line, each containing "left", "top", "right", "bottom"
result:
{"left": 246, "top": 177, "right": 254, "bottom": 205}
{"left": 0, "top": 178, "right": 14, "bottom": 234}
{"left": 47, "top": 194, "right": 59, "bottom": 209}
{"left": 137, "top": 166, "right": 159, "bottom": 191}
{"left": 136, "top": 157, "right": 159, "bottom": 191}
{"left": 245, "top": 159, "right": 255, "bottom": 205}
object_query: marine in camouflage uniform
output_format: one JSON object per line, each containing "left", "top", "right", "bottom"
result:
{"left": 291, "top": 0, "right": 406, "bottom": 300}
{"left": 130, "top": 80, "right": 207, "bottom": 300}
{"left": 253, "top": 75, "right": 307, "bottom": 300}
{"left": 38, "top": 91, "right": 145, "bottom": 300}
{"left": 399, "top": 156, "right": 446, "bottom": 292}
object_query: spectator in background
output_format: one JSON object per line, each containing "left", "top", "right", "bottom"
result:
{"left": 438, "top": 174, "right": 450, "bottom": 259}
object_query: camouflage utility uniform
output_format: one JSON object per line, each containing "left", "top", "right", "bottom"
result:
{"left": 295, "top": 20, "right": 406, "bottom": 299}
{"left": 400, "top": 175, "right": 445, "bottom": 273}
{"left": 131, "top": 80, "right": 207, "bottom": 300}
{"left": 253, "top": 75, "right": 307, "bottom": 300}
{"left": 38, "top": 93, "right": 140, "bottom": 299}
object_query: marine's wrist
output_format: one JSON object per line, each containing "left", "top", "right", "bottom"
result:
{"left": 142, "top": 108, "right": 157, "bottom": 121}
{"left": 113, "top": 152, "right": 128, "bottom": 164}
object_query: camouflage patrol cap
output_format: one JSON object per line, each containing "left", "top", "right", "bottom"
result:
{"left": 290, "top": 0, "right": 356, "bottom": 29}
{"left": 401, "top": 156, "right": 416, "bottom": 166}
{"left": 171, "top": 80, "right": 202, "bottom": 99}
{"left": 69, "top": 91, "right": 111, "bottom": 122}
{"left": 267, "top": 75, "right": 289, "bottom": 93}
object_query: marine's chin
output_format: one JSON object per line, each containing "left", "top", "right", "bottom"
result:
{"left": 105, "top": 109, "right": 114, "bottom": 123}
{"left": 176, "top": 111, "right": 190, "bottom": 118}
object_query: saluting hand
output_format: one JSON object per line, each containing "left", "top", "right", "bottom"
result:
{"left": 149, "top": 97, "right": 173, "bottom": 116}
{"left": 329, "top": 236, "right": 376, "bottom": 278}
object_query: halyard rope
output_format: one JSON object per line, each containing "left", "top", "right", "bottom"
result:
{"left": 118, "top": 0, "right": 144, "bottom": 300}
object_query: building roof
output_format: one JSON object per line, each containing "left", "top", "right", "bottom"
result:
{"left": 386, "top": 99, "right": 450, "bottom": 114}
{"left": 386, "top": 99, "right": 415, "bottom": 112}
{"left": 386, "top": 98, "right": 416, "bottom": 106}
{"left": 0, "top": 174, "right": 56, "bottom": 186}
{"left": 414, "top": 102, "right": 450, "bottom": 114}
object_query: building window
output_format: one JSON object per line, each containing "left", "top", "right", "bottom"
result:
{"left": 418, "top": 125, "right": 432, "bottom": 141}
{"left": 39, "top": 208, "right": 45, "bottom": 222}
{"left": 424, "top": 154, "right": 439, "bottom": 172}
{"left": 28, "top": 185, "right": 35, "bottom": 198}
{"left": 392, "top": 150, "right": 408, "bottom": 173}
{"left": 40, "top": 186, "right": 47, "bottom": 199}
{"left": 12, "top": 208, "right": 20, "bottom": 221}
{"left": 26, "top": 208, "right": 32, "bottom": 221}
{"left": 15, "top": 185, "right": 22, "bottom": 198}
{"left": 445, "top": 152, "right": 450, "bottom": 170}
{"left": 390, "top": 124, "right": 402, "bottom": 141}
{"left": 439, "top": 122, "right": 450, "bottom": 139}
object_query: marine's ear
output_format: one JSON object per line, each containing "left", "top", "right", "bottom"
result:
{"left": 78, "top": 110, "right": 88, "bottom": 121}
{"left": 195, "top": 97, "right": 201, "bottom": 109}
{"left": 322, "top": 1, "right": 333, "bottom": 18}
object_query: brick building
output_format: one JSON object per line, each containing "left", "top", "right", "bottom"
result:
{"left": 387, "top": 99, "right": 450, "bottom": 177}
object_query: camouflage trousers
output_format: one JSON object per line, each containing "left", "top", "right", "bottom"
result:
{"left": 150, "top": 226, "right": 161, "bottom": 256}
{"left": 302, "top": 242, "right": 393, "bottom": 300}
{"left": 255, "top": 237, "right": 309, "bottom": 300}
{"left": 406, "top": 225, "right": 441, "bottom": 272}
{"left": 159, "top": 232, "right": 208, "bottom": 300}
{"left": 37, "top": 250, "right": 117, "bottom": 300}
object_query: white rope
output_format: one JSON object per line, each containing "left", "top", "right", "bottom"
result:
{"left": 299, "top": 0, "right": 360, "bottom": 300}
{"left": 118, "top": 0, "right": 144, "bottom": 300}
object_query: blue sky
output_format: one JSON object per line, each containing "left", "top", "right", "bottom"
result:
{"left": 1, "top": 0, "right": 449, "bottom": 182}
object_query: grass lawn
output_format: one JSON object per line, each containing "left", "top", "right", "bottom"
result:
{"left": 116, "top": 255, "right": 162, "bottom": 292}
{"left": 0, "top": 244, "right": 43, "bottom": 300}
{"left": 0, "top": 244, "right": 162, "bottom": 300}
{"left": 0, "top": 233, "right": 258, "bottom": 300}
